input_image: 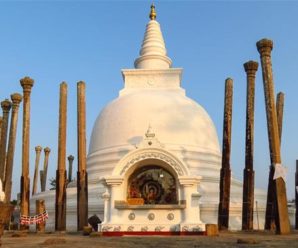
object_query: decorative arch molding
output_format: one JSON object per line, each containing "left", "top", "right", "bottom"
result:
{"left": 112, "top": 147, "right": 189, "bottom": 177}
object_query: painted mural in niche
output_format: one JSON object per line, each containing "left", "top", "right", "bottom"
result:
{"left": 127, "top": 165, "right": 177, "bottom": 204}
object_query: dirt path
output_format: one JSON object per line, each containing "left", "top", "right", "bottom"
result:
{"left": 1, "top": 231, "right": 298, "bottom": 248}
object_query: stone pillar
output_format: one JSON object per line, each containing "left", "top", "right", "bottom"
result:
{"left": 101, "top": 190, "right": 110, "bottom": 224}
{"left": 218, "top": 78, "right": 233, "bottom": 230}
{"left": 4, "top": 93, "right": 22, "bottom": 203}
{"left": 242, "top": 61, "right": 258, "bottom": 230}
{"left": 257, "top": 39, "right": 290, "bottom": 234}
{"left": 265, "top": 92, "right": 285, "bottom": 230}
{"left": 0, "top": 115, "right": 2, "bottom": 198}
{"left": 0, "top": 99, "right": 12, "bottom": 182}
{"left": 39, "top": 170, "right": 43, "bottom": 191}
{"left": 0, "top": 117, "right": 2, "bottom": 153}
{"left": 265, "top": 166, "right": 276, "bottom": 230}
{"left": 102, "top": 177, "right": 123, "bottom": 224}
{"left": 20, "top": 76, "right": 34, "bottom": 230}
{"left": 55, "top": 82, "right": 67, "bottom": 231}
{"left": 36, "top": 199, "right": 46, "bottom": 232}
{"left": 179, "top": 177, "right": 202, "bottom": 225}
{"left": 41, "top": 147, "right": 51, "bottom": 192}
{"left": 182, "top": 186, "right": 196, "bottom": 223}
{"left": 32, "top": 146, "right": 42, "bottom": 195}
{"left": 295, "top": 160, "right": 298, "bottom": 230}
{"left": 77, "top": 81, "right": 88, "bottom": 231}
{"left": 276, "top": 92, "right": 284, "bottom": 145}
{"left": 67, "top": 155, "right": 74, "bottom": 183}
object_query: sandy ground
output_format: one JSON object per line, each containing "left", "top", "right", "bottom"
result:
{"left": 1, "top": 230, "right": 298, "bottom": 248}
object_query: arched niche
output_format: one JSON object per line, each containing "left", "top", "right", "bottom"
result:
{"left": 112, "top": 148, "right": 189, "bottom": 177}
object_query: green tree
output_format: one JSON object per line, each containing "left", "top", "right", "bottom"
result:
{"left": 49, "top": 177, "right": 56, "bottom": 190}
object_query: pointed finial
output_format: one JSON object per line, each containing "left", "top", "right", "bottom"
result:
{"left": 149, "top": 3, "right": 156, "bottom": 20}
{"left": 145, "top": 124, "right": 155, "bottom": 138}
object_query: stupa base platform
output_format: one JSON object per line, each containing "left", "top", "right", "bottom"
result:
{"left": 101, "top": 231, "right": 206, "bottom": 236}
{"left": 99, "top": 223, "right": 206, "bottom": 236}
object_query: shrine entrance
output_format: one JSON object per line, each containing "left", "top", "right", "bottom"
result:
{"left": 127, "top": 165, "right": 178, "bottom": 205}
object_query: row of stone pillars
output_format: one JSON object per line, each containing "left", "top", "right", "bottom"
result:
{"left": 55, "top": 81, "right": 88, "bottom": 231}
{"left": 0, "top": 93, "right": 23, "bottom": 205}
{"left": 0, "top": 76, "right": 88, "bottom": 232}
{"left": 0, "top": 76, "right": 33, "bottom": 231}
{"left": 32, "top": 146, "right": 51, "bottom": 195}
{"left": 32, "top": 147, "right": 75, "bottom": 195}
{"left": 218, "top": 38, "right": 292, "bottom": 234}
{"left": 19, "top": 80, "right": 88, "bottom": 231}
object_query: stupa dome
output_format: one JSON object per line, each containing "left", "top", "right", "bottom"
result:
{"left": 89, "top": 90, "right": 220, "bottom": 155}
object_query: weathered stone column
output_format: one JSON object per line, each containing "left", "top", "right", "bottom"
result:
{"left": 295, "top": 160, "right": 298, "bottom": 230}
{"left": 39, "top": 170, "right": 43, "bottom": 191}
{"left": 0, "top": 117, "right": 2, "bottom": 151}
{"left": 55, "top": 82, "right": 67, "bottom": 231}
{"left": 36, "top": 199, "right": 46, "bottom": 232}
{"left": 32, "top": 146, "right": 42, "bottom": 195}
{"left": 265, "top": 168, "right": 276, "bottom": 230}
{"left": 257, "top": 38, "right": 290, "bottom": 234}
{"left": 77, "top": 81, "right": 88, "bottom": 231}
{"left": 218, "top": 78, "right": 233, "bottom": 230}
{"left": 4, "top": 93, "right": 22, "bottom": 203}
{"left": 276, "top": 92, "right": 284, "bottom": 145}
{"left": 20, "top": 76, "right": 34, "bottom": 230}
{"left": 265, "top": 92, "right": 285, "bottom": 230}
{"left": 0, "top": 99, "right": 12, "bottom": 182}
{"left": 67, "top": 155, "right": 74, "bottom": 183}
{"left": 242, "top": 61, "right": 258, "bottom": 230}
{"left": 41, "top": 147, "right": 51, "bottom": 192}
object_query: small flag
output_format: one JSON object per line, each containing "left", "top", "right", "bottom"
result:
{"left": 273, "top": 163, "right": 287, "bottom": 182}
{"left": 20, "top": 211, "right": 49, "bottom": 225}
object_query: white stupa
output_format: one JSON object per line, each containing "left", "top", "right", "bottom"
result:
{"left": 32, "top": 5, "right": 273, "bottom": 232}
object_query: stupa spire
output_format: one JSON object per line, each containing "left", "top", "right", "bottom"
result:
{"left": 149, "top": 4, "right": 157, "bottom": 20}
{"left": 134, "top": 4, "right": 172, "bottom": 69}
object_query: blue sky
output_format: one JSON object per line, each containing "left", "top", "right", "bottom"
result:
{"left": 0, "top": 1, "right": 298, "bottom": 200}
